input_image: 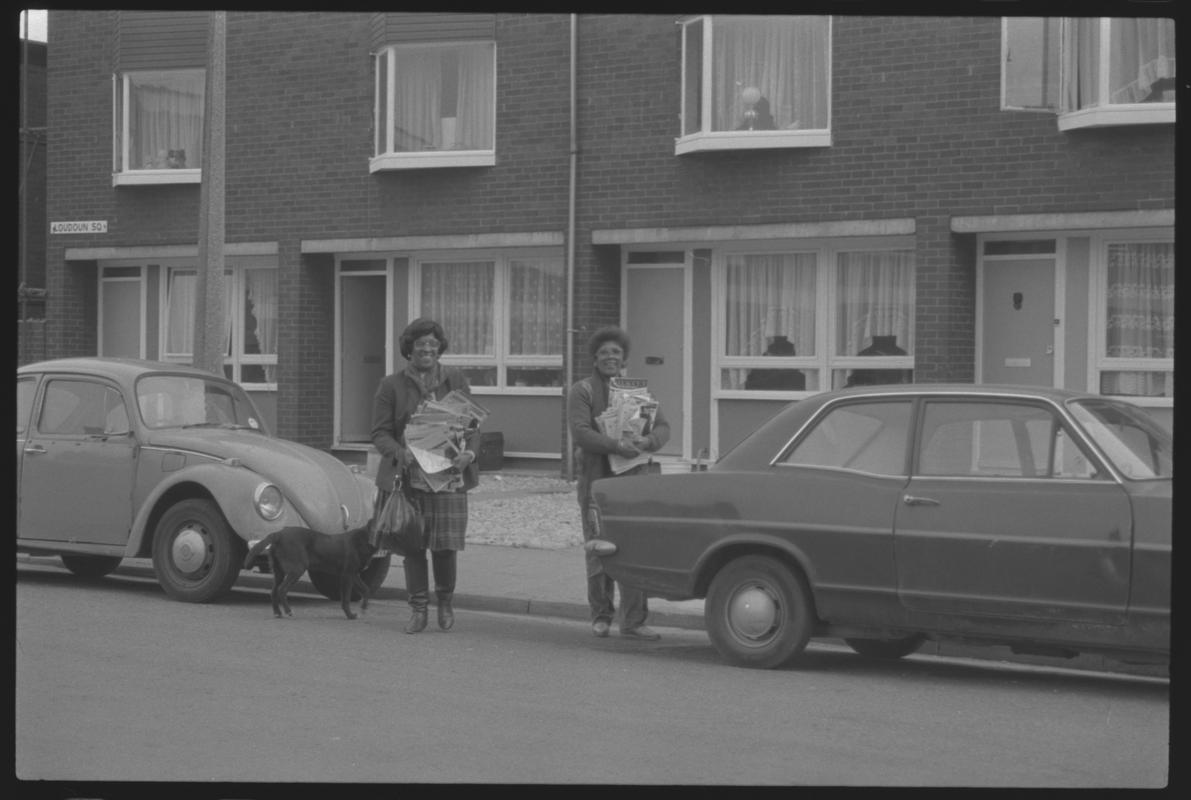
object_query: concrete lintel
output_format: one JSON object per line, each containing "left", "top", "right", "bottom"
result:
{"left": 591, "top": 219, "right": 916, "bottom": 245}
{"left": 301, "top": 232, "right": 565, "bottom": 254}
{"left": 951, "top": 210, "right": 1173, "bottom": 233}
{"left": 65, "top": 242, "right": 278, "bottom": 260}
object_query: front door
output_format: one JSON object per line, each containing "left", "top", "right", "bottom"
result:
{"left": 339, "top": 270, "right": 388, "bottom": 444}
{"left": 980, "top": 255, "right": 1057, "bottom": 386}
{"left": 625, "top": 256, "right": 686, "bottom": 458}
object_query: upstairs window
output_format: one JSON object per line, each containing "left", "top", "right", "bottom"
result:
{"left": 112, "top": 11, "right": 207, "bottom": 186}
{"left": 372, "top": 41, "right": 496, "bottom": 171}
{"left": 678, "top": 15, "right": 831, "bottom": 154}
{"left": 114, "top": 69, "right": 205, "bottom": 183}
{"left": 1002, "top": 17, "right": 1175, "bottom": 129}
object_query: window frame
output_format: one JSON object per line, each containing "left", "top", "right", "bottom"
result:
{"left": 159, "top": 258, "right": 280, "bottom": 390}
{"left": 712, "top": 238, "right": 915, "bottom": 399}
{"left": 370, "top": 40, "right": 497, "bottom": 172}
{"left": 1057, "top": 17, "right": 1175, "bottom": 130}
{"left": 409, "top": 250, "right": 566, "bottom": 395}
{"left": 676, "top": 14, "right": 832, "bottom": 155}
{"left": 1086, "top": 229, "right": 1174, "bottom": 410}
{"left": 111, "top": 68, "right": 205, "bottom": 186}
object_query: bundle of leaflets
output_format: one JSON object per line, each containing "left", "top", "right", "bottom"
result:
{"left": 598, "top": 376, "right": 660, "bottom": 475}
{"left": 406, "top": 389, "right": 490, "bottom": 492}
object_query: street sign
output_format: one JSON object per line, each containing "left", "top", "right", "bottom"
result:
{"left": 51, "top": 220, "right": 107, "bottom": 234}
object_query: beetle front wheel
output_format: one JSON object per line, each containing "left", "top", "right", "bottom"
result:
{"left": 705, "top": 555, "right": 814, "bottom": 669}
{"left": 151, "top": 499, "right": 245, "bottom": 603}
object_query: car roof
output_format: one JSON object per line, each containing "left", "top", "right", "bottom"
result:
{"left": 18, "top": 356, "right": 226, "bottom": 383}
{"left": 716, "top": 382, "right": 1116, "bottom": 470}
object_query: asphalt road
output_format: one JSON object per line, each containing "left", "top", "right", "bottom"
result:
{"left": 16, "top": 563, "right": 1170, "bottom": 787}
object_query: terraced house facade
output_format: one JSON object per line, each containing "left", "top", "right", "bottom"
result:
{"left": 43, "top": 12, "right": 1175, "bottom": 470}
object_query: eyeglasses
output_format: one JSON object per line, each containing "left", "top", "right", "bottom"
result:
{"left": 413, "top": 338, "right": 441, "bottom": 352}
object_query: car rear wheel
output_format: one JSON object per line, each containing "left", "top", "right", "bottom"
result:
{"left": 705, "top": 555, "right": 814, "bottom": 669}
{"left": 843, "top": 633, "right": 926, "bottom": 660}
{"left": 308, "top": 554, "right": 392, "bottom": 601}
{"left": 60, "top": 554, "right": 123, "bottom": 578}
{"left": 151, "top": 499, "right": 246, "bottom": 603}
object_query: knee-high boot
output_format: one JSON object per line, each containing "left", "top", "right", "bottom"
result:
{"left": 432, "top": 549, "right": 457, "bottom": 630}
{"left": 403, "top": 553, "right": 429, "bottom": 633}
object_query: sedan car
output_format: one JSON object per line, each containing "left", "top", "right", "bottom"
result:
{"left": 17, "top": 357, "right": 386, "bottom": 603}
{"left": 588, "top": 384, "right": 1171, "bottom": 669}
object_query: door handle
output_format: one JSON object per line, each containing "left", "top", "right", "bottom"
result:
{"left": 903, "top": 494, "right": 940, "bottom": 507}
{"left": 23, "top": 443, "right": 47, "bottom": 455}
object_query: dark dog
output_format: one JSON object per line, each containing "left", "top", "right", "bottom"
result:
{"left": 242, "top": 526, "right": 378, "bottom": 619}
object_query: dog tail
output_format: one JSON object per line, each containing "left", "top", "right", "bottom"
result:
{"left": 242, "top": 532, "right": 275, "bottom": 570}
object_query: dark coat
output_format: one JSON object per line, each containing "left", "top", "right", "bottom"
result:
{"left": 567, "top": 370, "right": 671, "bottom": 505}
{"left": 370, "top": 365, "right": 476, "bottom": 492}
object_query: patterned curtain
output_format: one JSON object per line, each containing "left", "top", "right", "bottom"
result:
{"left": 835, "top": 251, "right": 915, "bottom": 357}
{"left": 724, "top": 252, "right": 817, "bottom": 357}
{"left": 1102, "top": 242, "right": 1174, "bottom": 396}
{"left": 420, "top": 262, "right": 494, "bottom": 356}
{"left": 508, "top": 259, "right": 564, "bottom": 355}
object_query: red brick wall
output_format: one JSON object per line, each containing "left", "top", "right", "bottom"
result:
{"left": 44, "top": 12, "right": 1175, "bottom": 446}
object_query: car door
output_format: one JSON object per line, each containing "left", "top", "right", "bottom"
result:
{"left": 893, "top": 397, "right": 1131, "bottom": 625}
{"left": 19, "top": 375, "right": 138, "bottom": 547}
{"left": 776, "top": 399, "right": 913, "bottom": 618}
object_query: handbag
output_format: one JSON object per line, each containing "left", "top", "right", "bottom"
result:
{"left": 374, "top": 475, "right": 426, "bottom": 557}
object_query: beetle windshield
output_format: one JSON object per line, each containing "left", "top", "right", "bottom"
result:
{"left": 1068, "top": 399, "right": 1172, "bottom": 479}
{"left": 136, "top": 374, "right": 266, "bottom": 433}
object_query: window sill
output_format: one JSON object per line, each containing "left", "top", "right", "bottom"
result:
{"left": 1058, "top": 104, "right": 1174, "bottom": 131}
{"left": 370, "top": 151, "right": 496, "bottom": 172}
{"left": 112, "top": 169, "right": 202, "bottom": 187}
{"left": 675, "top": 130, "right": 831, "bottom": 155}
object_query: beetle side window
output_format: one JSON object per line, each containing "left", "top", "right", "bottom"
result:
{"left": 782, "top": 401, "right": 912, "bottom": 475}
{"left": 17, "top": 377, "right": 37, "bottom": 436}
{"left": 917, "top": 401, "right": 1099, "bottom": 479}
{"left": 38, "top": 379, "right": 127, "bottom": 436}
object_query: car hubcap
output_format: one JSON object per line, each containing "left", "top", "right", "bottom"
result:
{"left": 728, "top": 583, "right": 780, "bottom": 643}
{"left": 171, "top": 525, "right": 211, "bottom": 575}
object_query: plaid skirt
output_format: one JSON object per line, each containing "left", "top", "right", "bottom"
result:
{"left": 376, "top": 488, "right": 468, "bottom": 552}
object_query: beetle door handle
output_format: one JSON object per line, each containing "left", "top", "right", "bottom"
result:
{"left": 23, "top": 444, "right": 46, "bottom": 455}
{"left": 903, "top": 494, "right": 940, "bottom": 507}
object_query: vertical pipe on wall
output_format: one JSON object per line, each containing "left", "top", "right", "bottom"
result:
{"left": 563, "top": 13, "right": 577, "bottom": 480}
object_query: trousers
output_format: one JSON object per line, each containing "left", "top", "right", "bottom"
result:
{"left": 580, "top": 496, "right": 648, "bottom": 631}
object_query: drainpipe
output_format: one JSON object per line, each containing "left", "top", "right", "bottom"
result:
{"left": 563, "top": 13, "right": 577, "bottom": 481}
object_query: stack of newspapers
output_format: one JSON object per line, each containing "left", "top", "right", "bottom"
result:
{"left": 406, "top": 390, "right": 490, "bottom": 492}
{"left": 598, "top": 377, "right": 659, "bottom": 475}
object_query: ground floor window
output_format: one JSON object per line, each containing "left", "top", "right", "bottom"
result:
{"left": 162, "top": 259, "right": 279, "bottom": 388}
{"left": 1094, "top": 236, "right": 1174, "bottom": 402}
{"left": 416, "top": 253, "right": 565, "bottom": 389}
{"left": 717, "top": 241, "right": 915, "bottom": 395}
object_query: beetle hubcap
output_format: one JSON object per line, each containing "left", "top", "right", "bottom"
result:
{"left": 728, "top": 583, "right": 780, "bottom": 642}
{"left": 171, "top": 525, "right": 211, "bottom": 575}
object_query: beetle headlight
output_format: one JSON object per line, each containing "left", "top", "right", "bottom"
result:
{"left": 254, "top": 483, "right": 284, "bottom": 521}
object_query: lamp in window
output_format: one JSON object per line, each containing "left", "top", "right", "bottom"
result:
{"left": 741, "top": 86, "right": 761, "bottom": 129}
{"left": 737, "top": 86, "right": 776, "bottom": 131}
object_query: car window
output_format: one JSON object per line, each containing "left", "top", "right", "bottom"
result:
{"left": 782, "top": 401, "right": 911, "bottom": 475}
{"left": 1068, "top": 399, "right": 1172, "bottom": 479}
{"left": 17, "top": 376, "right": 38, "bottom": 436}
{"left": 917, "top": 400, "right": 1096, "bottom": 479}
{"left": 38, "top": 379, "right": 127, "bottom": 436}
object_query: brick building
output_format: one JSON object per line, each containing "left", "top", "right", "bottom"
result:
{"left": 19, "top": 37, "right": 48, "bottom": 363}
{"left": 42, "top": 12, "right": 1175, "bottom": 470}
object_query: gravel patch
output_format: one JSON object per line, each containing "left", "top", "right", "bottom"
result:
{"left": 466, "top": 472, "right": 582, "bottom": 549}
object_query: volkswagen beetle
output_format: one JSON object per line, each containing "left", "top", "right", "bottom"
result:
{"left": 16, "top": 357, "right": 386, "bottom": 603}
{"left": 588, "top": 384, "right": 1171, "bottom": 669}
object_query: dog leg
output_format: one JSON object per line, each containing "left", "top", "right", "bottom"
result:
{"left": 352, "top": 573, "right": 371, "bottom": 615}
{"left": 268, "top": 560, "right": 285, "bottom": 618}
{"left": 276, "top": 571, "right": 302, "bottom": 617}
{"left": 339, "top": 572, "right": 358, "bottom": 620}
